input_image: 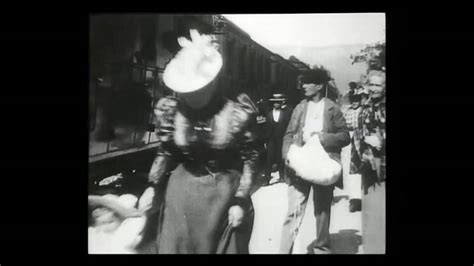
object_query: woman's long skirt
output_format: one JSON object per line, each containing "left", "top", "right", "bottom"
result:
{"left": 155, "top": 164, "right": 254, "bottom": 254}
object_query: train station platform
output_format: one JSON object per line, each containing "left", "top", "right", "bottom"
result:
{"left": 249, "top": 174, "right": 365, "bottom": 254}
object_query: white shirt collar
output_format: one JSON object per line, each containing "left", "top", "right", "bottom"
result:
{"left": 272, "top": 109, "right": 281, "bottom": 122}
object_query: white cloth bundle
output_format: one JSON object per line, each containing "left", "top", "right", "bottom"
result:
{"left": 88, "top": 216, "right": 146, "bottom": 254}
{"left": 88, "top": 189, "right": 154, "bottom": 254}
{"left": 287, "top": 135, "right": 342, "bottom": 186}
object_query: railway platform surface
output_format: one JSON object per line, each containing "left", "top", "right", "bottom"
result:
{"left": 249, "top": 172, "right": 367, "bottom": 254}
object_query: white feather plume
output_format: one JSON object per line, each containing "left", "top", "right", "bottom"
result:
{"left": 163, "top": 29, "right": 222, "bottom": 93}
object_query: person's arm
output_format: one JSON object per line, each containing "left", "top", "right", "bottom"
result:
{"left": 319, "top": 105, "right": 350, "bottom": 151}
{"left": 229, "top": 94, "right": 259, "bottom": 227}
{"left": 282, "top": 105, "right": 301, "bottom": 161}
{"left": 148, "top": 142, "right": 179, "bottom": 187}
{"left": 234, "top": 94, "right": 259, "bottom": 200}
{"left": 235, "top": 129, "right": 259, "bottom": 200}
{"left": 148, "top": 96, "right": 180, "bottom": 186}
{"left": 145, "top": 97, "right": 181, "bottom": 214}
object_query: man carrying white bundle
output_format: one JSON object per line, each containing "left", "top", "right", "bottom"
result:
{"left": 279, "top": 68, "right": 350, "bottom": 254}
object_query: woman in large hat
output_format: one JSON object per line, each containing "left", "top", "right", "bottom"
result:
{"left": 144, "top": 29, "right": 258, "bottom": 254}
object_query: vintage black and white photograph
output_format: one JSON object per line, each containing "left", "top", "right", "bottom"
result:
{"left": 88, "top": 13, "right": 386, "bottom": 254}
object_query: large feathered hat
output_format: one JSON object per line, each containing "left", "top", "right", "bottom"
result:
{"left": 286, "top": 135, "right": 342, "bottom": 186}
{"left": 163, "top": 29, "right": 223, "bottom": 93}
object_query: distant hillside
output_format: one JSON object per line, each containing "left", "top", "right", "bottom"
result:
{"left": 266, "top": 44, "right": 370, "bottom": 95}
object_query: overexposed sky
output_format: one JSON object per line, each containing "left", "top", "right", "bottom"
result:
{"left": 223, "top": 13, "right": 385, "bottom": 48}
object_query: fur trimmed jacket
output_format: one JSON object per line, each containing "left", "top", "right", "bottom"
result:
{"left": 282, "top": 98, "right": 350, "bottom": 188}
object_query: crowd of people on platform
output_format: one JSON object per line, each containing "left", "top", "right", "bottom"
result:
{"left": 88, "top": 29, "right": 386, "bottom": 254}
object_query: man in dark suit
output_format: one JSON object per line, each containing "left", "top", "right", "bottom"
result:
{"left": 264, "top": 93, "right": 293, "bottom": 185}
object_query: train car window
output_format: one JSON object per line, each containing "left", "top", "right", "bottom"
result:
{"left": 139, "top": 16, "right": 157, "bottom": 65}
{"left": 264, "top": 59, "right": 270, "bottom": 83}
{"left": 248, "top": 51, "right": 255, "bottom": 83}
{"left": 233, "top": 42, "right": 239, "bottom": 80}
{"left": 281, "top": 67, "right": 286, "bottom": 89}
{"left": 272, "top": 64, "right": 278, "bottom": 85}
{"left": 242, "top": 46, "right": 247, "bottom": 80}
{"left": 280, "top": 66, "right": 284, "bottom": 85}
{"left": 239, "top": 45, "right": 247, "bottom": 80}
{"left": 276, "top": 65, "right": 281, "bottom": 86}
{"left": 90, "top": 78, "right": 97, "bottom": 133}
{"left": 225, "top": 39, "right": 234, "bottom": 76}
{"left": 107, "top": 67, "right": 149, "bottom": 152}
{"left": 254, "top": 55, "right": 258, "bottom": 83}
{"left": 282, "top": 67, "right": 286, "bottom": 87}
{"left": 256, "top": 55, "right": 261, "bottom": 83}
{"left": 89, "top": 64, "right": 115, "bottom": 156}
{"left": 89, "top": 16, "right": 162, "bottom": 157}
{"left": 267, "top": 60, "right": 272, "bottom": 83}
